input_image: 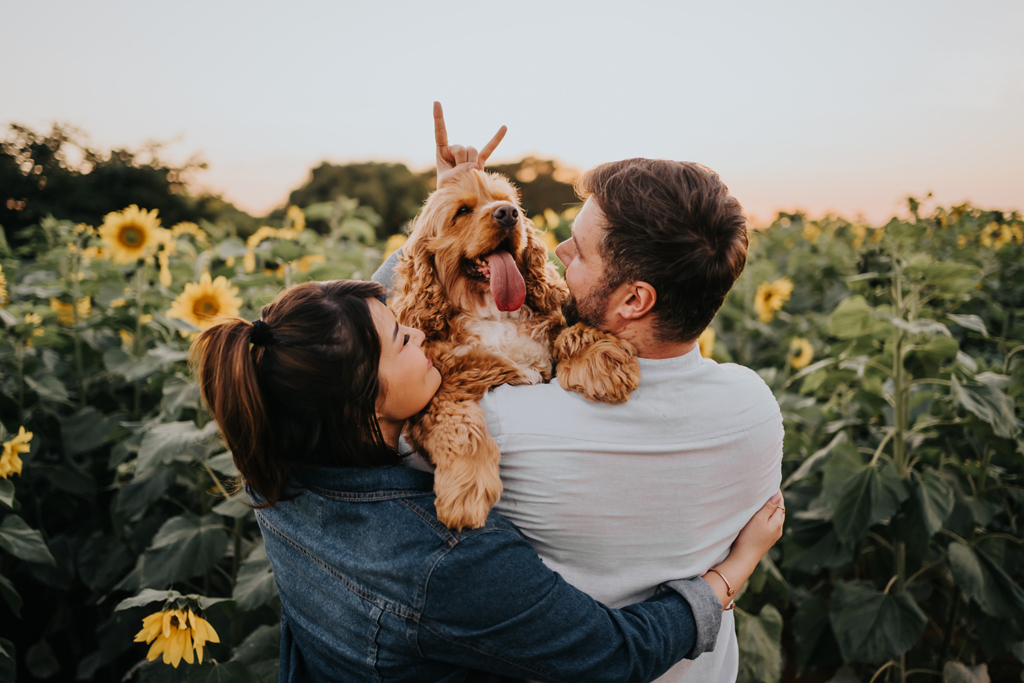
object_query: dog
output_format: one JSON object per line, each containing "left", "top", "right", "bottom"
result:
{"left": 389, "top": 169, "right": 640, "bottom": 530}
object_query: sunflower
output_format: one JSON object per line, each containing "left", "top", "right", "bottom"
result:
{"left": 979, "top": 222, "right": 1013, "bottom": 250}
{"left": 296, "top": 254, "right": 326, "bottom": 272}
{"left": 754, "top": 278, "right": 794, "bottom": 323}
{"left": 870, "top": 227, "right": 885, "bottom": 243}
{"left": 167, "top": 273, "right": 242, "bottom": 331}
{"left": 697, "top": 327, "right": 716, "bottom": 359}
{"left": 170, "top": 222, "right": 209, "bottom": 247}
{"left": 280, "top": 205, "right": 306, "bottom": 239}
{"left": 540, "top": 230, "right": 559, "bottom": 253}
{"left": 99, "top": 205, "right": 166, "bottom": 264}
{"left": 134, "top": 608, "right": 220, "bottom": 667}
{"left": 1, "top": 426, "right": 32, "bottom": 480}
{"left": 1012, "top": 225, "right": 1024, "bottom": 244}
{"left": 382, "top": 234, "right": 408, "bottom": 261}
{"left": 850, "top": 224, "right": 868, "bottom": 250}
{"left": 50, "top": 297, "right": 92, "bottom": 325}
{"left": 957, "top": 234, "right": 972, "bottom": 249}
{"left": 790, "top": 338, "right": 814, "bottom": 370}
{"left": 561, "top": 205, "right": 581, "bottom": 221}
{"left": 246, "top": 226, "right": 280, "bottom": 250}
{"left": 802, "top": 222, "right": 821, "bottom": 244}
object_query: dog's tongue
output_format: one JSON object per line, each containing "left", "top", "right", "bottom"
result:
{"left": 485, "top": 251, "right": 526, "bottom": 312}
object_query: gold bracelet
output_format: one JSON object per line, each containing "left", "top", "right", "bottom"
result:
{"left": 706, "top": 568, "right": 735, "bottom": 597}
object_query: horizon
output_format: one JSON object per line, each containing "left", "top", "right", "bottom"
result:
{"left": 3, "top": 1, "right": 1022, "bottom": 225}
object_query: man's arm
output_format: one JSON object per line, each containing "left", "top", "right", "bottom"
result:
{"left": 371, "top": 248, "right": 402, "bottom": 302}
{"left": 418, "top": 529, "right": 722, "bottom": 683}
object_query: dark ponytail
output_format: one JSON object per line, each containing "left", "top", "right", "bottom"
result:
{"left": 190, "top": 279, "right": 399, "bottom": 507}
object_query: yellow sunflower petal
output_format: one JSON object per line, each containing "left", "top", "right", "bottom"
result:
{"left": 181, "top": 629, "right": 194, "bottom": 665}
{"left": 197, "top": 616, "right": 220, "bottom": 644}
{"left": 166, "top": 628, "right": 185, "bottom": 667}
{"left": 146, "top": 634, "right": 168, "bottom": 662}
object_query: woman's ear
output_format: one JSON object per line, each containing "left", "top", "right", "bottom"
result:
{"left": 522, "top": 221, "right": 567, "bottom": 315}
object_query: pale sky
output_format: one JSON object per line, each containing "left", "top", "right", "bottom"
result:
{"left": 3, "top": 0, "right": 1022, "bottom": 224}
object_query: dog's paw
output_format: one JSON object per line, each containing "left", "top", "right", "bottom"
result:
{"left": 434, "top": 461, "right": 503, "bottom": 532}
{"left": 554, "top": 324, "right": 640, "bottom": 404}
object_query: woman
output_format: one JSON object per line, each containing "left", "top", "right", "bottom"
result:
{"left": 190, "top": 279, "right": 784, "bottom": 682}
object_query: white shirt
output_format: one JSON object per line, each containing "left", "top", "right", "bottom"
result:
{"left": 480, "top": 345, "right": 784, "bottom": 683}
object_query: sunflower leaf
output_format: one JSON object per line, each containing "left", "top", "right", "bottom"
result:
{"left": 114, "top": 588, "right": 184, "bottom": 611}
{"left": 829, "top": 580, "right": 927, "bottom": 663}
{"left": 0, "top": 515, "right": 56, "bottom": 566}
{"left": 0, "top": 481, "right": 16, "bottom": 511}
{"left": 139, "top": 514, "right": 229, "bottom": 588}
{"left": 136, "top": 421, "right": 220, "bottom": 473}
{"left": 233, "top": 540, "right": 278, "bottom": 611}
{"left": 0, "top": 570, "right": 21, "bottom": 618}
{"left": 185, "top": 661, "right": 252, "bottom": 683}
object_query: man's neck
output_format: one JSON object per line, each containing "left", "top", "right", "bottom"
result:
{"left": 613, "top": 322, "right": 697, "bottom": 359}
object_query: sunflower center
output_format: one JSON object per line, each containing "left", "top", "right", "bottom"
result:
{"left": 119, "top": 225, "right": 144, "bottom": 247}
{"left": 192, "top": 297, "right": 220, "bottom": 319}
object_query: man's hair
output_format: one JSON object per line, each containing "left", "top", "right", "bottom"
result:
{"left": 575, "top": 158, "right": 748, "bottom": 343}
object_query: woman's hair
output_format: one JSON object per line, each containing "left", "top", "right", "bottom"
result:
{"left": 189, "top": 279, "right": 400, "bottom": 507}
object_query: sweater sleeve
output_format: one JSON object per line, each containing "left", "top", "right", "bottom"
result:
{"left": 371, "top": 247, "right": 403, "bottom": 302}
{"left": 416, "top": 528, "right": 721, "bottom": 683}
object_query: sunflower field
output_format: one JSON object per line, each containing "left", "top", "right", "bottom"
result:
{"left": 0, "top": 194, "right": 1022, "bottom": 683}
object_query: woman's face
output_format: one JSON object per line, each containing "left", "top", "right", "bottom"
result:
{"left": 370, "top": 299, "right": 442, "bottom": 425}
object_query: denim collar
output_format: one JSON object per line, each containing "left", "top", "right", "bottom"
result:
{"left": 293, "top": 465, "right": 434, "bottom": 494}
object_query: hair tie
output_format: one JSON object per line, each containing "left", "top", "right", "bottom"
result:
{"left": 250, "top": 319, "right": 273, "bottom": 346}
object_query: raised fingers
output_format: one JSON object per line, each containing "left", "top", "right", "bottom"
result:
{"left": 433, "top": 101, "right": 448, "bottom": 149}
{"left": 478, "top": 125, "right": 507, "bottom": 167}
{"left": 450, "top": 145, "right": 479, "bottom": 166}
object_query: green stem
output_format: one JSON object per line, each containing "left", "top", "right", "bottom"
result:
{"left": 232, "top": 517, "right": 244, "bottom": 646}
{"left": 938, "top": 587, "right": 960, "bottom": 668}
{"left": 1005, "top": 345, "right": 1024, "bottom": 375}
{"left": 892, "top": 272, "right": 908, "bottom": 478}
{"left": 132, "top": 264, "right": 146, "bottom": 420}
{"left": 16, "top": 341, "right": 25, "bottom": 420}
{"left": 978, "top": 446, "right": 992, "bottom": 495}
{"left": 70, "top": 249, "right": 87, "bottom": 408}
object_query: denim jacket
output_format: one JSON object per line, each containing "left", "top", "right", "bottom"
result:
{"left": 254, "top": 465, "right": 722, "bottom": 683}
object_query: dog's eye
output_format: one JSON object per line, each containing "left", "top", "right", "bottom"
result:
{"left": 455, "top": 206, "right": 472, "bottom": 217}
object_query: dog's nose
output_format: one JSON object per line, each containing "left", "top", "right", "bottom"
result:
{"left": 492, "top": 205, "right": 519, "bottom": 228}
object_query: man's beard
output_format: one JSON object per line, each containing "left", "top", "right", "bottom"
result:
{"left": 562, "top": 286, "right": 610, "bottom": 329}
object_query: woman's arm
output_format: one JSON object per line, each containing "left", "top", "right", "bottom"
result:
{"left": 417, "top": 492, "right": 785, "bottom": 683}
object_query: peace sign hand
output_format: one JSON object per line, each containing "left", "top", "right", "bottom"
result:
{"left": 434, "top": 101, "right": 507, "bottom": 189}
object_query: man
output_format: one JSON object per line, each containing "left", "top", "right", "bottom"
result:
{"left": 374, "top": 107, "right": 783, "bottom": 683}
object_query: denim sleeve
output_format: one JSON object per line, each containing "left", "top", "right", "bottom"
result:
{"left": 417, "top": 529, "right": 721, "bottom": 683}
{"left": 371, "top": 247, "right": 403, "bottom": 302}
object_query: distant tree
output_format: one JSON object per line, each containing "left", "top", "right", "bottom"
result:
{"left": 485, "top": 157, "right": 581, "bottom": 220}
{"left": 0, "top": 124, "right": 255, "bottom": 249}
{"left": 285, "top": 157, "right": 581, "bottom": 239}
{"left": 286, "top": 162, "right": 432, "bottom": 240}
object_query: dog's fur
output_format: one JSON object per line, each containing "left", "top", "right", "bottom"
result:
{"left": 390, "top": 170, "right": 640, "bottom": 530}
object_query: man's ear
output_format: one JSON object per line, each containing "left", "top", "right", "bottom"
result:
{"left": 611, "top": 281, "right": 657, "bottom": 321}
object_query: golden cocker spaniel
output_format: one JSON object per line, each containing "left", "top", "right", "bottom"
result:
{"left": 390, "top": 169, "right": 640, "bottom": 530}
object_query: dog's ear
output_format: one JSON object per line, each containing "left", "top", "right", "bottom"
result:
{"left": 522, "top": 221, "right": 567, "bottom": 315}
{"left": 391, "top": 214, "right": 454, "bottom": 340}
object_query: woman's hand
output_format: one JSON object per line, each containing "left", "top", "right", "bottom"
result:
{"left": 702, "top": 490, "right": 785, "bottom": 609}
{"left": 434, "top": 101, "right": 506, "bottom": 189}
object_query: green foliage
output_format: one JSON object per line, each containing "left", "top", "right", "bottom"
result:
{"left": 0, "top": 198, "right": 385, "bottom": 678}
{"left": 284, "top": 156, "right": 580, "bottom": 241}
{"left": 724, "top": 202, "right": 1024, "bottom": 681}
{"left": 0, "top": 186, "right": 1021, "bottom": 681}
{"left": 0, "top": 124, "right": 258, "bottom": 252}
